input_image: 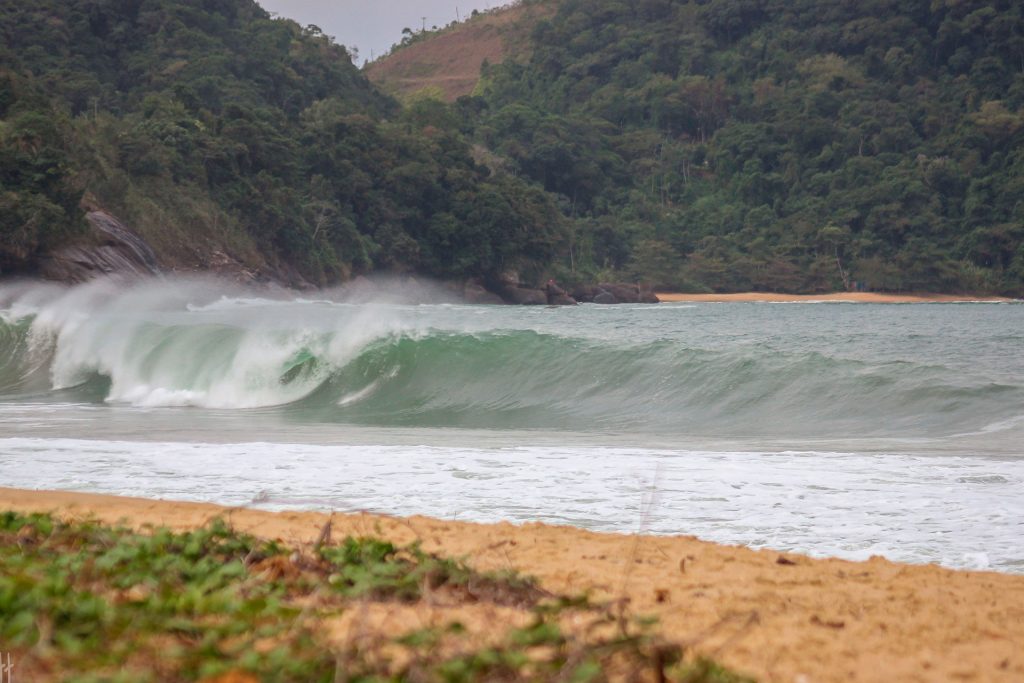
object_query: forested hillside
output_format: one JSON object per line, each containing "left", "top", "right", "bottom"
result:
{"left": 458, "top": 0, "right": 1024, "bottom": 294}
{"left": 0, "top": 0, "right": 562, "bottom": 285}
{"left": 4, "top": 0, "right": 1024, "bottom": 294}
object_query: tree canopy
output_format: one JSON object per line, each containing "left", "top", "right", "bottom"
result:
{"left": 0, "top": 0, "right": 563, "bottom": 285}
{"left": 458, "top": 0, "right": 1024, "bottom": 294}
{"left": 3, "top": 0, "right": 1024, "bottom": 294}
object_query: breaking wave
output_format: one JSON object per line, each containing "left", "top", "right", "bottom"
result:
{"left": 1, "top": 278, "right": 1021, "bottom": 438}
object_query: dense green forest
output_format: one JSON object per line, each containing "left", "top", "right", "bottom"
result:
{"left": 460, "top": 0, "right": 1024, "bottom": 294}
{"left": 2, "top": 0, "right": 1024, "bottom": 293}
{"left": 0, "top": 0, "right": 562, "bottom": 285}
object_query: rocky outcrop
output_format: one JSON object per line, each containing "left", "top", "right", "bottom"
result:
{"left": 503, "top": 286, "right": 548, "bottom": 305}
{"left": 30, "top": 213, "right": 660, "bottom": 306}
{"left": 493, "top": 273, "right": 580, "bottom": 305}
{"left": 493, "top": 270, "right": 543, "bottom": 305}
{"left": 543, "top": 279, "right": 578, "bottom": 306}
{"left": 570, "top": 285, "right": 595, "bottom": 302}
{"left": 37, "top": 211, "right": 160, "bottom": 283}
{"left": 548, "top": 293, "right": 577, "bottom": 305}
{"left": 464, "top": 280, "right": 506, "bottom": 304}
{"left": 573, "top": 282, "right": 659, "bottom": 304}
{"left": 204, "top": 249, "right": 264, "bottom": 286}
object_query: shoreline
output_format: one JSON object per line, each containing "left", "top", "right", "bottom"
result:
{"left": 656, "top": 291, "right": 1018, "bottom": 303}
{"left": 3, "top": 488, "right": 1023, "bottom": 682}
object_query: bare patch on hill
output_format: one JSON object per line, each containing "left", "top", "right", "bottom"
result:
{"left": 365, "top": 2, "right": 556, "bottom": 102}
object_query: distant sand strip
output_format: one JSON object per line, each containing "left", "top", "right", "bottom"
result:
{"left": 3, "top": 488, "right": 1023, "bottom": 682}
{"left": 656, "top": 291, "right": 1018, "bottom": 303}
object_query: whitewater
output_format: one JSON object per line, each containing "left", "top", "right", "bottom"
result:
{"left": 1, "top": 277, "right": 1022, "bottom": 572}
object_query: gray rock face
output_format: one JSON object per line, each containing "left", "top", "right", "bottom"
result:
{"left": 585, "top": 282, "right": 660, "bottom": 304}
{"left": 571, "top": 285, "right": 598, "bottom": 303}
{"left": 547, "top": 293, "right": 578, "bottom": 306}
{"left": 597, "top": 282, "right": 642, "bottom": 303}
{"left": 204, "top": 249, "right": 263, "bottom": 286}
{"left": 503, "top": 287, "right": 548, "bottom": 305}
{"left": 37, "top": 211, "right": 160, "bottom": 283}
{"left": 593, "top": 290, "right": 617, "bottom": 304}
{"left": 497, "top": 270, "right": 521, "bottom": 288}
{"left": 464, "top": 281, "right": 506, "bottom": 304}
{"left": 544, "top": 280, "right": 577, "bottom": 305}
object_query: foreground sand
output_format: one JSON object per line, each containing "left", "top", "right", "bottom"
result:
{"left": 656, "top": 291, "right": 1017, "bottom": 303}
{"left": 3, "top": 488, "right": 1023, "bottom": 683}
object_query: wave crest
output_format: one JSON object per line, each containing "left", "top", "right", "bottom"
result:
{"left": 1, "top": 278, "right": 1021, "bottom": 438}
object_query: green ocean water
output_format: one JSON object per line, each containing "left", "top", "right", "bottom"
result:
{"left": 1, "top": 278, "right": 1022, "bottom": 571}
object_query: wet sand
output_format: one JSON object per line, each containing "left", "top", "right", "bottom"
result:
{"left": 3, "top": 488, "right": 1023, "bottom": 682}
{"left": 656, "top": 292, "right": 1017, "bottom": 303}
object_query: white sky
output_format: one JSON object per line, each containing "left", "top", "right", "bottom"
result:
{"left": 258, "top": 0, "right": 508, "bottom": 63}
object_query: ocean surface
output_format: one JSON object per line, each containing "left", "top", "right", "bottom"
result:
{"left": 1, "top": 278, "right": 1022, "bottom": 572}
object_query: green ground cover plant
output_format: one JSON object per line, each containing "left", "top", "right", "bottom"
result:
{"left": 0, "top": 511, "right": 751, "bottom": 682}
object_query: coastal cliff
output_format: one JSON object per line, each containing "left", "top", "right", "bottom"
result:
{"left": 37, "top": 210, "right": 159, "bottom": 284}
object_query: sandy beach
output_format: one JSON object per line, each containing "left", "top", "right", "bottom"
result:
{"left": 656, "top": 292, "right": 1018, "bottom": 303}
{"left": 3, "top": 488, "right": 1022, "bottom": 683}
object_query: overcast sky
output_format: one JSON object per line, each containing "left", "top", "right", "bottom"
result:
{"left": 258, "top": 0, "right": 507, "bottom": 64}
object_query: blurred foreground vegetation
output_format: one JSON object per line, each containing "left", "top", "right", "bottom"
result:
{"left": 0, "top": 511, "right": 751, "bottom": 682}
